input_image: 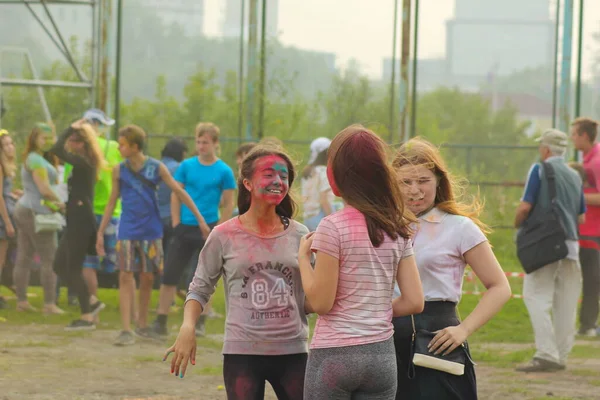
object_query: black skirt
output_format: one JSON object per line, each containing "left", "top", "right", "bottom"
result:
{"left": 393, "top": 301, "right": 478, "bottom": 400}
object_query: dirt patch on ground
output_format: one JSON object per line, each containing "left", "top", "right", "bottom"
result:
{"left": 1, "top": 325, "right": 599, "bottom": 400}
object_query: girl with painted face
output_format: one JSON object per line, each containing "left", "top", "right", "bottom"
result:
{"left": 165, "top": 144, "right": 310, "bottom": 400}
{"left": 298, "top": 125, "right": 424, "bottom": 399}
{"left": 391, "top": 138, "right": 511, "bottom": 400}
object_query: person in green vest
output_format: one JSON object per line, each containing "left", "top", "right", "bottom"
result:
{"left": 63, "top": 109, "right": 122, "bottom": 310}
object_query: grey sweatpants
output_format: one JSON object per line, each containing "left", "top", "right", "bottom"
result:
{"left": 304, "top": 338, "right": 397, "bottom": 400}
{"left": 13, "top": 205, "right": 58, "bottom": 304}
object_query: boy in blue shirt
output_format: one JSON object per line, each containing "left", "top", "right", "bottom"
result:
{"left": 152, "top": 122, "right": 236, "bottom": 338}
{"left": 96, "top": 124, "right": 209, "bottom": 346}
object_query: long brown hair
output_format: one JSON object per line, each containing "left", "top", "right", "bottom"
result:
{"left": 0, "top": 132, "right": 17, "bottom": 178}
{"left": 71, "top": 123, "right": 107, "bottom": 179}
{"left": 328, "top": 124, "right": 414, "bottom": 247}
{"left": 238, "top": 144, "right": 297, "bottom": 218}
{"left": 23, "top": 123, "right": 58, "bottom": 168}
{"left": 392, "top": 137, "right": 489, "bottom": 234}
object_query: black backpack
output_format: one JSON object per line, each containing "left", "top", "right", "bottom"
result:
{"left": 516, "top": 162, "right": 569, "bottom": 274}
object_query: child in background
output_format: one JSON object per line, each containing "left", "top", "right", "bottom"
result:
{"left": 96, "top": 124, "right": 207, "bottom": 346}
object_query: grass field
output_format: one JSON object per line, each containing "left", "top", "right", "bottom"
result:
{"left": 1, "top": 229, "right": 600, "bottom": 399}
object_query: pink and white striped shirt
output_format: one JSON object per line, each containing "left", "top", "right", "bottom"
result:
{"left": 310, "top": 206, "right": 413, "bottom": 349}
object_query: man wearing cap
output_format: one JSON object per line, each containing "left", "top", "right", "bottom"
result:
{"left": 514, "top": 129, "right": 586, "bottom": 372}
{"left": 570, "top": 117, "right": 600, "bottom": 337}
{"left": 63, "top": 109, "right": 123, "bottom": 309}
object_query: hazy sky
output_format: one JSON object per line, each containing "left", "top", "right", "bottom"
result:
{"left": 204, "top": 0, "right": 600, "bottom": 81}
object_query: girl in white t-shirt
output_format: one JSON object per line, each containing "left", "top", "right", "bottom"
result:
{"left": 391, "top": 138, "right": 511, "bottom": 400}
{"left": 301, "top": 137, "right": 335, "bottom": 231}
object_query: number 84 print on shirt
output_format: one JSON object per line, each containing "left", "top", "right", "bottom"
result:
{"left": 240, "top": 261, "right": 296, "bottom": 320}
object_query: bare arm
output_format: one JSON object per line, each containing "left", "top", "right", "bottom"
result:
{"left": 584, "top": 193, "right": 600, "bottom": 206}
{"left": 0, "top": 169, "right": 13, "bottom": 232}
{"left": 159, "top": 163, "right": 207, "bottom": 228}
{"left": 298, "top": 233, "right": 339, "bottom": 315}
{"left": 218, "top": 189, "right": 235, "bottom": 225}
{"left": 459, "top": 242, "right": 511, "bottom": 335}
{"left": 392, "top": 255, "right": 425, "bottom": 317}
{"left": 97, "top": 165, "right": 120, "bottom": 235}
{"left": 319, "top": 190, "right": 333, "bottom": 216}
{"left": 428, "top": 241, "right": 511, "bottom": 355}
{"left": 171, "top": 189, "right": 182, "bottom": 227}
{"left": 514, "top": 201, "right": 532, "bottom": 228}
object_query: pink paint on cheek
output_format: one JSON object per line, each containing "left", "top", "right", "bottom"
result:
{"left": 326, "top": 163, "right": 340, "bottom": 197}
{"left": 253, "top": 155, "right": 290, "bottom": 204}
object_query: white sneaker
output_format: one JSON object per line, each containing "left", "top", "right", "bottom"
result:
{"left": 581, "top": 328, "right": 597, "bottom": 337}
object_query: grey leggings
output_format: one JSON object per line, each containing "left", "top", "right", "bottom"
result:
{"left": 304, "top": 338, "right": 397, "bottom": 400}
{"left": 13, "top": 205, "right": 57, "bottom": 304}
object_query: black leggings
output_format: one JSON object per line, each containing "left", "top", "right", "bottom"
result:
{"left": 53, "top": 203, "right": 96, "bottom": 315}
{"left": 223, "top": 353, "right": 307, "bottom": 400}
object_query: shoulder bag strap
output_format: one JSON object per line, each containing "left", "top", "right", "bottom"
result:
{"left": 541, "top": 162, "right": 558, "bottom": 203}
{"left": 123, "top": 160, "right": 160, "bottom": 217}
{"left": 124, "top": 160, "right": 158, "bottom": 191}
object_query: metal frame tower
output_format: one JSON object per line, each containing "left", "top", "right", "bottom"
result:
{"left": 0, "top": 0, "right": 111, "bottom": 128}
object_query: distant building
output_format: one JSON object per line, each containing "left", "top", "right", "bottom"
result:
{"left": 222, "top": 0, "right": 279, "bottom": 38}
{"left": 381, "top": 58, "right": 447, "bottom": 92}
{"left": 447, "top": 0, "right": 554, "bottom": 84}
{"left": 484, "top": 92, "right": 553, "bottom": 135}
{"left": 145, "top": 0, "right": 205, "bottom": 37}
{"left": 381, "top": 0, "right": 554, "bottom": 93}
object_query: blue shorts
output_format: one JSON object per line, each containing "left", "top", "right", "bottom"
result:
{"left": 83, "top": 214, "right": 119, "bottom": 273}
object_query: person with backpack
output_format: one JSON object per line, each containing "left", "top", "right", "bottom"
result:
{"left": 514, "top": 129, "right": 586, "bottom": 372}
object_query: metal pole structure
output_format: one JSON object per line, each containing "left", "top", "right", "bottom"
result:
{"left": 90, "top": 0, "right": 97, "bottom": 107}
{"left": 574, "top": 0, "right": 584, "bottom": 118}
{"left": 257, "top": 0, "right": 267, "bottom": 139}
{"left": 114, "top": 0, "right": 123, "bottom": 136}
{"left": 558, "top": 0, "right": 574, "bottom": 133}
{"left": 398, "top": 0, "right": 411, "bottom": 143}
{"left": 0, "top": 78, "right": 92, "bottom": 88}
{"left": 245, "top": 0, "right": 259, "bottom": 141}
{"left": 98, "top": 0, "right": 112, "bottom": 113}
{"left": 39, "top": 0, "right": 88, "bottom": 82}
{"left": 237, "top": 0, "right": 246, "bottom": 143}
{"left": 22, "top": 2, "right": 70, "bottom": 61}
{"left": 25, "top": 50, "right": 51, "bottom": 121}
{"left": 551, "top": 0, "right": 560, "bottom": 127}
{"left": 410, "top": 0, "right": 419, "bottom": 138}
{"left": 388, "top": 0, "right": 399, "bottom": 143}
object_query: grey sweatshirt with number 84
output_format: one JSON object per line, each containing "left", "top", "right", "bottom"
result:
{"left": 186, "top": 217, "right": 310, "bottom": 355}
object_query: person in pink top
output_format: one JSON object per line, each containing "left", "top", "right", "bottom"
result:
{"left": 298, "top": 125, "right": 424, "bottom": 399}
{"left": 392, "top": 138, "right": 511, "bottom": 399}
{"left": 570, "top": 117, "right": 600, "bottom": 336}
